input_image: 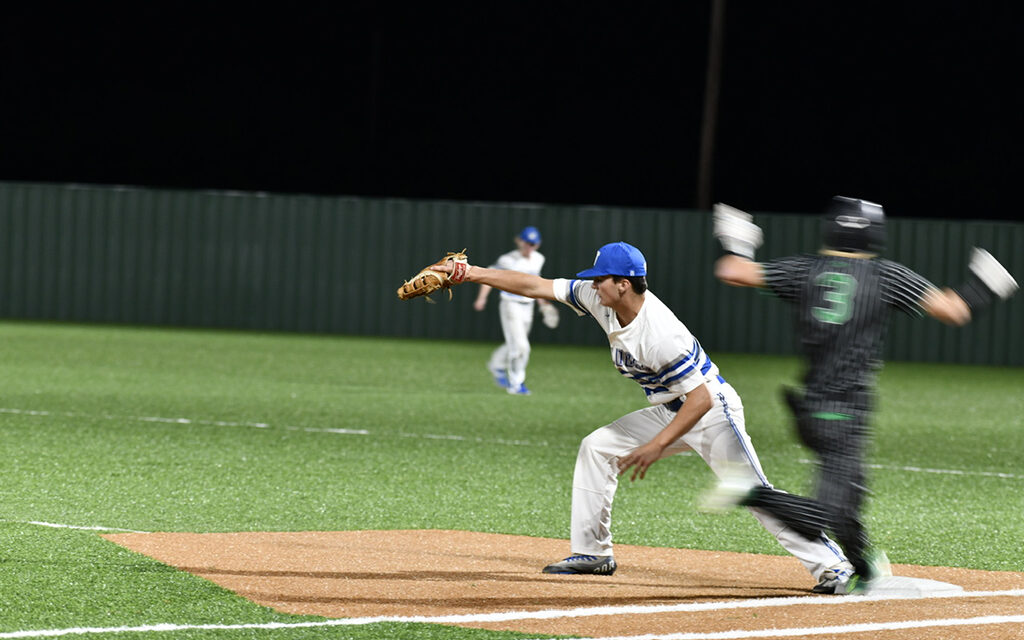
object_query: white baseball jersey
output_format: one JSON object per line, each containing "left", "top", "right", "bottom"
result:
{"left": 491, "top": 250, "right": 546, "bottom": 303}
{"left": 553, "top": 278, "right": 722, "bottom": 406}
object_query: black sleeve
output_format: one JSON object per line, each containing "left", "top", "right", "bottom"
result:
{"left": 762, "top": 254, "right": 813, "bottom": 302}
{"left": 879, "top": 259, "right": 935, "bottom": 317}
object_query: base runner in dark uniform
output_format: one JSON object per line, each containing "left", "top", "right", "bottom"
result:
{"left": 702, "top": 197, "right": 1018, "bottom": 594}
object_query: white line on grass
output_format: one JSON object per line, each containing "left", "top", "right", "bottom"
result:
{"left": 7, "top": 406, "right": 1022, "bottom": 472}
{"left": 0, "top": 407, "right": 544, "bottom": 447}
{"left": 24, "top": 521, "right": 148, "bottom": 533}
{"left": 797, "top": 458, "right": 1024, "bottom": 480}
{"left": 3, "top": 589, "right": 1023, "bottom": 638}
{"left": 565, "top": 614, "right": 1024, "bottom": 640}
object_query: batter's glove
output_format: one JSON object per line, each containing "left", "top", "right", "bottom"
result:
{"left": 397, "top": 250, "right": 470, "bottom": 302}
{"left": 954, "top": 247, "right": 1019, "bottom": 310}
{"left": 540, "top": 302, "right": 559, "bottom": 329}
{"left": 713, "top": 203, "right": 763, "bottom": 260}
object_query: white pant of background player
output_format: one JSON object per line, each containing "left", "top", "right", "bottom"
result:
{"left": 487, "top": 298, "right": 535, "bottom": 390}
{"left": 571, "top": 379, "right": 846, "bottom": 581}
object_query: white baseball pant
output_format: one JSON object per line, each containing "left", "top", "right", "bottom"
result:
{"left": 569, "top": 381, "right": 847, "bottom": 580}
{"left": 488, "top": 298, "right": 534, "bottom": 388}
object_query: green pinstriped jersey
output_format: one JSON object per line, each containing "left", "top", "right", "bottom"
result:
{"left": 763, "top": 254, "right": 933, "bottom": 399}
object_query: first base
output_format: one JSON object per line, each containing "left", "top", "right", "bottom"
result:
{"left": 867, "top": 575, "right": 964, "bottom": 597}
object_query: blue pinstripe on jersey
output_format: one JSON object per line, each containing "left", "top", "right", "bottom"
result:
{"left": 615, "top": 337, "right": 715, "bottom": 396}
{"left": 567, "top": 279, "right": 592, "bottom": 317}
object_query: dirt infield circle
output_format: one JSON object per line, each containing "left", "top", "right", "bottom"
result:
{"left": 103, "top": 529, "right": 1024, "bottom": 639}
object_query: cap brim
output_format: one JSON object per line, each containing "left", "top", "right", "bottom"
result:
{"left": 575, "top": 267, "right": 606, "bottom": 278}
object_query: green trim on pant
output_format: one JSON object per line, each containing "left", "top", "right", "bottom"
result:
{"left": 811, "top": 411, "right": 854, "bottom": 421}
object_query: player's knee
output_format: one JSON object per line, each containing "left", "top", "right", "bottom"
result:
{"left": 826, "top": 504, "right": 861, "bottom": 534}
{"left": 579, "top": 430, "right": 602, "bottom": 452}
{"left": 578, "top": 427, "right": 617, "bottom": 459}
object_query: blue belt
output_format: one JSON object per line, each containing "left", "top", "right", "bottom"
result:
{"left": 665, "top": 375, "right": 725, "bottom": 412}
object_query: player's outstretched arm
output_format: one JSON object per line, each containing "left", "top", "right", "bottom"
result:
{"left": 433, "top": 263, "right": 557, "bottom": 300}
{"left": 921, "top": 248, "right": 1018, "bottom": 326}
{"left": 949, "top": 248, "right": 1019, "bottom": 317}
{"left": 714, "top": 254, "right": 765, "bottom": 288}
{"left": 921, "top": 288, "right": 971, "bottom": 326}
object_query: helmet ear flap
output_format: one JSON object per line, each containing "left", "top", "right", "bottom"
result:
{"left": 822, "top": 196, "right": 886, "bottom": 253}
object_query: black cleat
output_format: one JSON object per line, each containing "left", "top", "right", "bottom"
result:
{"left": 542, "top": 554, "right": 617, "bottom": 575}
{"left": 812, "top": 561, "right": 854, "bottom": 594}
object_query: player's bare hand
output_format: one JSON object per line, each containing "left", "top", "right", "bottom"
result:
{"left": 473, "top": 299, "right": 486, "bottom": 311}
{"left": 618, "top": 442, "right": 665, "bottom": 481}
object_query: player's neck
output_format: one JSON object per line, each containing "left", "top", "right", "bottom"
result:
{"left": 613, "top": 293, "right": 645, "bottom": 326}
{"left": 820, "top": 248, "right": 877, "bottom": 259}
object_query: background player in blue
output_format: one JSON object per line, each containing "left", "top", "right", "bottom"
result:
{"left": 473, "top": 226, "right": 559, "bottom": 395}
{"left": 704, "top": 197, "right": 1018, "bottom": 593}
{"left": 433, "top": 241, "right": 851, "bottom": 592}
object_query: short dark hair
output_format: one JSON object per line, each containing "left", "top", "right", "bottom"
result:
{"left": 612, "top": 275, "right": 648, "bottom": 295}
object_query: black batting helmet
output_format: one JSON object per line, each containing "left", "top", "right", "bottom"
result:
{"left": 821, "top": 196, "right": 885, "bottom": 253}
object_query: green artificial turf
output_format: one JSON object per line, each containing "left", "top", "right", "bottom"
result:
{"left": 0, "top": 320, "right": 1021, "bottom": 638}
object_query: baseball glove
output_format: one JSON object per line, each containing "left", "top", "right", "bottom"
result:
{"left": 397, "top": 250, "right": 470, "bottom": 301}
{"left": 539, "top": 302, "right": 559, "bottom": 329}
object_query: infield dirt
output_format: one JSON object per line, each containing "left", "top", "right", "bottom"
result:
{"left": 104, "top": 529, "right": 1024, "bottom": 639}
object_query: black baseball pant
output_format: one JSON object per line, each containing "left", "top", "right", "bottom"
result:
{"left": 741, "top": 391, "right": 874, "bottom": 578}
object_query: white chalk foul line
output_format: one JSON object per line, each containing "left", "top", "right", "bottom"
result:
{"left": 5, "top": 406, "right": 1020, "bottom": 471}
{"left": 578, "top": 614, "right": 1024, "bottom": 640}
{"left": 3, "top": 590, "right": 1023, "bottom": 639}
{"left": 24, "top": 521, "right": 148, "bottom": 534}
{"left": 797, "top": 457, "right": 1024, "bottom": 480}
{"left": 0, "top": 407, "right": 546, "bottom": 447}
{"left": 331, "top": 589, "right": 1024, "bottom": 624}
{"left": 7, "top": 406, "right": 1023, "bottom": 471}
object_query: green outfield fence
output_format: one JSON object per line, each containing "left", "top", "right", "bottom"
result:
{"left": 0, "top": 181, "right": 1021, "bottom": 365}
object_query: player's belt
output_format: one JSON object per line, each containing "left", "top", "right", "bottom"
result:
{"left": 665, "top": 376, "right": 726, "bottom": 412}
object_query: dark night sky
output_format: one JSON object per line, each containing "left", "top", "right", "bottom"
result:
{"left": 1, "top": 3, "right": 1021, "bottom": 219}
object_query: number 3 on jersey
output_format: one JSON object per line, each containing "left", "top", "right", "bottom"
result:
{"left": 813, "top": 272, "right": 857, "bottom": 325}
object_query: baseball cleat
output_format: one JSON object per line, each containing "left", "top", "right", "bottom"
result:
{"left": 836, "top": 573, "right": 870, "bottom": 595}
{"left": 698, "top": 463, "right": 758, "bottom": 513}
{"left": 507, "top": 383, "right": 531, "bottom": 395}
{"left": 835, "top": 550, "right": 892, "bottom": 595}
{"left": 489, "top": 368, "right": 510, "bottom": 389}
{"left": 542, "top": 554, "right": 617, "bottom": 575}
{"left": 868, "top": 549, "right": 892, "bottom": 580}
{"left": 812, "top": 561, "right": 854, "bottom": 594}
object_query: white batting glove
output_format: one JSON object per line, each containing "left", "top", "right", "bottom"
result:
{"left": 713, "top": 203, "right": 763, "bottom": 260}
{"left": 969, "top": 248, "right": 1018, "bottom": 300}
{"left": 540, "top": 303, "right": 559, "bottom": 329}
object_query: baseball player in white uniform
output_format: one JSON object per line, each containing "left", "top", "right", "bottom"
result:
{"left": 473, "top": 226, "right": 559, "bottom": 395}
{"left": 434, "top": 241, "right": 851, "bottom": 591}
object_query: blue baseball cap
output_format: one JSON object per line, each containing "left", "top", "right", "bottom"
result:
{"left": 576, "top": 242, "right": 648, "bottom": 278}
{"left": 518, "top": 226, "right": 542, "bottom": 245}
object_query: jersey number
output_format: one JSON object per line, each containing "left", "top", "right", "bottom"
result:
{"left": 812, "top": 272, "right": 857, "bottom": 325}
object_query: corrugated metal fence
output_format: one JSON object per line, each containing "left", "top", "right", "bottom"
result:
{"left": 0, "top": 181, "right": 1020, "bottom": 365}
